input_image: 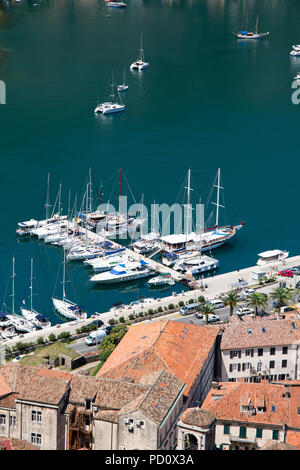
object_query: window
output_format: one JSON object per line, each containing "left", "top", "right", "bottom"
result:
{"left": 32, "top": 411, "right": 42, "bottom": 423}
{"left": 0, "top": 415, "right": 6, "bottom": 425}
{"left": 9, "top": 416, "right": 16, "bottom": 427}
{"left": 282, "top": 360, "right": 287, "bottom": 368}
{"left": 271, "top": 405, "right": 276, "bottom": 412}
{"left": 257, "top": 362, "right": 262, "bottom": 372}
{"left": 230, "top": 350, "right": 241, "bottom": 359}
{"left": 239, "top": 426, "right": 247, "bottom": 438}
{"left": 298, "top": 408, "right": 300, "bottom": 415}
{"left": 224, "top": 424, "right": 230, "bottom": 435}
{"left": 270, "top": 347, "right": 276, "bottom": 356}
{"left": 282, "top": 347, "right": 288, "bottom": 355}
{"left": 269, "top": 361, "right": 275, "bottom": 369}
{"left": 256, "top": 428, "right": 263, "bottom": 438}
{"left": 258, "top": 348, "right": 263, "bottom": 357}
{"left": 245, "top": 349, "right": 254, "bottom": 357}
{"left": 272, "top": 430, "right": 279, "bottom": 440}
{"left": 31, "top": 433, "right": 42, "bottom": 445}
{"left": 241, "top": 405, "right": 249, "bottom": 412}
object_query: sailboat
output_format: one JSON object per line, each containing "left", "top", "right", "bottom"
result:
{"left": 117, "top": 69, "right": 129, "bottom": 92}
{"left": 235, "top": 14, "right": 269, "bottom": 39}
{"left": 130, "top": 33, "right": 149, "bottom": 71}
{"left": 160, "top": 169, "right": 244, "bottom": 254}
{"left": 20, "top": 259, "right": 51, "bottom": 329}
{"left": 5, "top": 257, "right": 37, "bottom": 334}
{"left": 52, "top": 251, "right": 87, "bottom": 320}
{"left": 94, "top": 74, "right": 125, "bottom": 114}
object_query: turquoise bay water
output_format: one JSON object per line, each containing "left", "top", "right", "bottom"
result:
{"left": 0, "top": 0, "right": 299, "bottom": 323}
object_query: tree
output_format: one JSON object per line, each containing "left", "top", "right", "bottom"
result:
{"left": 269, "top": 287, "right": 294, "bottom": 311}
{"left": 221, "top": 291, "right": 239, "bottom": 316}
{"left": 202, "top": 303, "right": 216, "bottom": 324}
{"left": 246, "top": 292, "right": 267, "bottom": 317}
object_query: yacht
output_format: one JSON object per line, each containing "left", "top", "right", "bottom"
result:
{"left": 21, "top": 259, "right": 52, "bottom": 329}
{"left": 117, "top": 69, "right": 129, "bottom": 92}
{"left": 294, "top": 73, "right": 300, "bottom": 79}
{"left": 130, "top": 33, "right": 149, "bottom": 71}
{"left": 106, "top": 1, "right": 127, "bottom": 7}
{"left": 6, "top": 314, "right": 37, "bottom": 334}
{"left": 290, "top": 49, "right": 300, "bottom": 56}
{"left": 0, "top": 312, "right": 13, "bottom": 328}
{"left": 235, "top": 15, "right": 269, "bottom": 39}
{"left": 16, "top": 219, "right": 40, "bottom": 237}
{"left": 94, "top": 76, "right": 125, "bottom": 115}
{"left": 147, "top": 274, "right": 175, "bottom": 287}
{"left": 257, "top": 250, "right": 289, "bottom": 266}
{"left": 174, "top": 254, "right": 219, "bottom": 275}
{"left": 131, "top": 231, "right": 161, "bottom": 255}
{"left": 90, "top": 261, "right": 152, "bottom": 284}
{"left": 84, "top": 252, "right": 130, "bottom": 272}
{"left": 52, "top": 251, "right": 87, "bottom": 320}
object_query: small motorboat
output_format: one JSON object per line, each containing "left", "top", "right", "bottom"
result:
{"left": 106, "top": 2, "right": 127, "bottom": 8}
{"left": 147, "top": 274, "right": 175, "bottom": 287}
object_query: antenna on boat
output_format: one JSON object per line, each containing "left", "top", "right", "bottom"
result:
{"left": 211, "top": 168, "right": 224, "bottom": 228}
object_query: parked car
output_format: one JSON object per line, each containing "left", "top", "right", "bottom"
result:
{"left": 12, "top": 355, "right": 25, "bottom": 363}
{"left": 272, "top": 300, "right": 280, "bottom": 308}
{"left": 290, "top": 266, "right": 300, "bottom": 275}
{"left": 207, "top": 314, "right": 220, "bottom": 323}
{"left": 87, "top": 319, "right": 104, "bottom": 328}
{"left": 237, "top": 307, "right": 255, "bottom": 316}
{"left": 104, "top": 325, "right": 114, "bottom": 335}
{"left": 278, "top": 270, "right": 293, "bottom": 278}
{"left": 85, "top": 329, "right": 106, "bottom": 346}
{"left": 195, "top": 312, "right": 203, "bottom": 319}
{"left": 209, "top": 299, "right": 225, "bottom": 309}
{"left": 179, "top": 303, "right": 200, "bottom": 316}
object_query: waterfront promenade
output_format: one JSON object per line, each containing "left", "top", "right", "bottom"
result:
{"left": 2, "top": 253, "right": 300, "bottom": 350}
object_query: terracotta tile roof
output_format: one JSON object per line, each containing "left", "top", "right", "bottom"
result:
{"left": 179, "top": 407, "right": 215, "bottom": 428}
{"left": 97, "top": 320, "right": 219, "bottom": 397}
{"left": 285, "top": 430, "right": 300, "bottom": 450}
{"left": 260, "top": 439, "right": 298, "bottom": 450}
{"left": 0, "top": 436, "right": 39, "bottom": 450}
{"left": 221, "top": 318, "right": 300, "bottom": 350}
{"left": 202, "top": 381, "right": 300, "bottom": 429}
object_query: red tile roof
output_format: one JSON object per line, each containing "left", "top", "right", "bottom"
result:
{"left": 97, "top": 320, "right": 220, "bottom": 397}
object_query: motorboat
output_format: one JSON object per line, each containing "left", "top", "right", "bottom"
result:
{"left": 90, "top": 261, "right": 152, "bottom": 284}
{"left": 94, "top": 75, "right": 125, "bottom": 115}
{"left": 257, "top": 250, "right": 289, "bottom": 266}
{"left": 174, "top": 255, "right": 219, "bottom": 275}
{"left": 16, "top": 219, "right": 40, "bottom": 236}
{"left": 147, "top": 274, "right": 175, "bottom": 287}
{"left": 106, "top": 1, "right": 127, "bottom": 7}
{"left": 0, "top": 312, "right": 13, "bottom": 328}
{"left": 294, "top": 73, "right": 300, "bottom": 79}
{"left": 84, "top": 252, "right": 130, "bottom": 272}
{"left": 131, "top": 231, "right": 161, "bottom": 254}
{"left": 130, "top": 33, "right": 149, "bottom": 71}
{"left": 290, "top": 49, "right": 300, "bottom": 56}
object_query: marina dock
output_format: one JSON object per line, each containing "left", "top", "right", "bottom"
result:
{"left": 3, "top": 253, "right": 300, "bottom": 350}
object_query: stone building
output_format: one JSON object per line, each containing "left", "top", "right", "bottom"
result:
{"left": 220, "top": 316, "right": 300, "bottom": 383}
{"left": 176, "top": 407, "right": 216, "bottom": 450}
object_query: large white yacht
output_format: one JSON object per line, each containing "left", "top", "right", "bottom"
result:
{"left": 257, "top": 250, "right": 289, "bottom": 266}
{"left": 130, "top": 33, "right": 149, "bottom": 71}
{"left": 174, "top": 254, "right": 219, "bottom": 275}
{"left": 90, "top": 261, "right": 152, "bottom": 284}
{"left": 84, "top": 252, "right": 130, "bottom": 272}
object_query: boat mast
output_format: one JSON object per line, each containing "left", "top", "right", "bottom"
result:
{"left": 119, "top": 168, "right": 122, "bottom": 214}
{"left": 88, "top": 168, "right": 92, "bottom": 213}
{"left": 139, "top": 32, "right": 144, "bottom": 61}
{"left": 30, "top": 258, "right": 33, "bottom": 314}
{"left": 11, "top": 256, "right": 15, "bottom": 315}
{"left": 256, "top": 14, "right": 259, "bottom": 33}
{"left": 62, "top": 250, "right": 66, "bottom": 302}
{"left": 184, "top": 168, "right": 193, "bottom": 237}
{"left": 212, "top": 168, "right": 224, "bottom": 228}
{"left": 45, "top": 173, "right": 51, "bottom": 221}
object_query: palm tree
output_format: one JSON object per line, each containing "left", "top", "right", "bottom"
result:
{"left": 202, "top": 302, "right": 216, "bottom": 324}
{"left": 269, "top": 287, "right": 294, "bottom": 311}
{"left": 246, "top": 292, "right": 267, "bottom": 317}
{"left": 221, "top": 291, "right": 239, "bottom": 316}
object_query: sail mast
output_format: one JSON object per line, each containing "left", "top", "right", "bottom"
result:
{"left": 30, "top": 258, "right": 33, "bottom": 314}
{"left": 216, "top": 168, "right": 220, "bottom": 228}
{"left": 11, "top": 257, "right": 15, "bottom": 315}
{"left": 256, "top": 14, "right": 259, "bottom": 33}
{"left": 119, "top": 168, "right": 122, "bottom": 213}
{"left": 62, "top": 250, "right": 66, "bottom": 302}
{"left": 45, "top": 173, "right": 50, "bottom": 220}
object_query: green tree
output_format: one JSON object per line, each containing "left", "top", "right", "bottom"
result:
{"left": 269, "top": 287, "right": 294, "bottom": 311}
{"left": 246, "top": 292, "right": 267, "bottom": 317}
{"left": 222, "top": 291, "right": 239, "bottom": 316}
{"left": 202, "top": 303, "right": 216, "bottom": 324}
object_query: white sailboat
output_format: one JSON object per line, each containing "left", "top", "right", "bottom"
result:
{"left": 160, "top": 168, "right": 243, "bottom": 254}
{"left": 117, "top": 69, "right": 129, "bottom": 92}
{"left": 235, "top": 14, "right": 269, "bottom": 39}
{"left": 130, "top": 33, "right": 149, "bottom": 71}
{"left": 52, "top": 251, "right": 87, "bottom": 320}
{"left": 21, "top": 259, "right": 51, "bottom": 329}
{"left": 94, "top": 74, "right": 125, "bottom": 114}
{"left": 6, "top": 257, "right": 37, "bottom": 334}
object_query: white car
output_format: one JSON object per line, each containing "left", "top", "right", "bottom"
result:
{"left": 195, "top": 312, "right": 203, "bottom": 319}
{"left": 207, "top": 314, "right": 220, "bottom": 323}
{"left": 237, "top": 307, "right": 255, "bottom": 316}
{"left": 12, "top": 354, "right": 25, "bottom": 363}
